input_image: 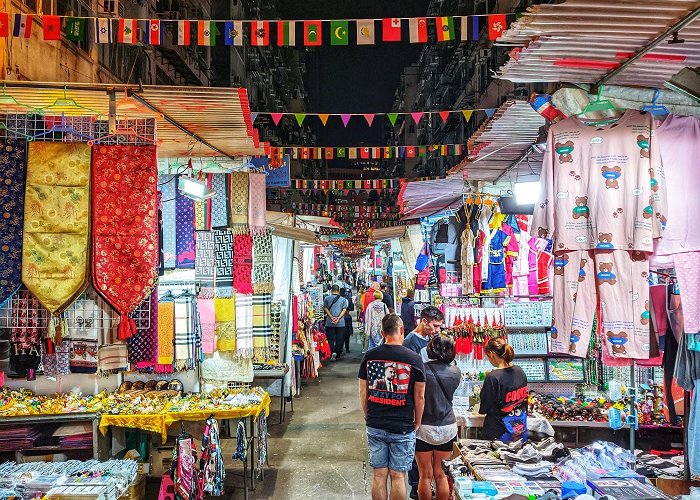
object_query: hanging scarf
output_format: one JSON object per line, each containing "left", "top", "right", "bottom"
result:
{"left": 233, "top": 234, "right": 254, "bottom": 294}
{"left": 228, "top": 172, "right": 249, "bottom": 234}
{"left": 210, "top": 173, "right": 229, "bottom": 228}
{"left": 214, "top": 295, "right": 236, "bottom": 352}
{"left": 175, "top": 436, "right": 197, "bottom": 500}
{"left": 252, "top": 231, "right": 274, "bottom": 294}
{"left": 231, "top": 421, "right": 247, "bottom": 462}
{"left": 0, "top": 140, "right": 27, "bottom": 307}
{"left": 248, "top": 172, "right": 267, "bottom": 235}
{"left": 160, "top": 175, "right": 177, "bottom": 269}
{"left": 97, "top": 343, "right": 129, "bottom": 376}
{"left": 195, "top": 231, "right": 216, "bottom": 297}
{"left": 9, "top": 290, "right": 43, "bottom": 378}
{"left": 256, "top": 412, "right": 268, "bottom": 478}
{"left": 214, "top": 229, "right": 234, "bottom": 297}
{"left": 92, "top": 145, "right": 159, "bottom": 340}
{"left": 156, "top": 300, "right": 175, "bottom": 373}
{"left": 174, "top": 296, "right": 197, "bottom": 370}
{"left": 127, "top": 291, "right": 159, "bottom": 370}
{"left": 66, "top": 298, "right": 99, "bottom": 374}
{"left": 252, "top": 293, "right": 272, "bottom": 358}
{"left": 175, "top": 181, "right": 196, "bottom": 268}
{"left": 235, "top": 293, "right": 254, "bottom": 358}
{"left": 23, "top": 142, "right": 91, "bottom": 315}
{"left": 194, "top": 201, "right": 207, "bottom": 230}
{"left": 43, "top": 338, "right": 70, "bottom": 377}
{"left": 200, "top": 417, "right": 225, "bottom": 497}
{"left": 198, "top": 296, "right": 216, "bottom": 354}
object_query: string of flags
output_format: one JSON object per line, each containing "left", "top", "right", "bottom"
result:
{"left": 254, "top": 109, "right": 489, "bottom": 127}
{"left": 290, "top": 178, "right": 405, "bottom": 190}
{"left": 269, "top": 144, "right": 465, "bottom": 161}
{"left": 291, "top": 203, "right": 399, "bottom": 214}
{"left": 0, "top": 12, "right": 514, "bottom": 45}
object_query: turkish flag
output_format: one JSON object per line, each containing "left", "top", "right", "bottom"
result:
{"left": 43, "top": 15, "right": 61, "bottom": 40}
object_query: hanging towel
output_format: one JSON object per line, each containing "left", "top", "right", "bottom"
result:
{"left": 248, "top": 172, "right": 267, "bottom": 235}
{"left": 233, "top": 234, "right": 254, "bottom": 294}
{"left": 127, "top": 291, "right": 158, "bottom": 369}
{"left": 97, "top": 343, "right": 129, "bottom": 376}
{"left": 0, "top": 140, "right": 27, "bottom": 307}
{"left": 175, "top": 182, "right": 196, "bottom": 268}
{"left": 235, "top": 293, "right": 254, "bottom": 357}
{"left": 198, "top": 296, "right": 216, "bottom": 354}
{"left": 22, "top": 142, "right": 91, "bottom": 314}
{"left": 92, "top": 145, "right": 159, "bottom": 340}
{"left": 228, "top": 172, "right": 249, "bottom": 234}
{"left": 174, "top": 296, "right": 197, "bottom": 370}
{"left": 252, "top": 230, "right": 274, "bottom": 294}
{"left": 210, "top": 173, "right": 229, "bottom": 228}
{"left": 195, "top": 231, "right": 216, "bottom": 297}
{"left": 156, "top": 300, "right": 175, "bottom": 373}
{"left": 214, "top": 229, "right": 234, "bottom": 297}
{"left": 252, "top": 293, "right": 272, "bottom": 358}
{"left": 214, "top": 295, "right": 236, "bottom": 352}
{"left": 160, "top": 175, "right": 177, "bottom": 269}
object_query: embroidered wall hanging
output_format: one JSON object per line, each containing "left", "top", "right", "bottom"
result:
{"left": 0, "top": 140, "right": 27, "bottom": 307}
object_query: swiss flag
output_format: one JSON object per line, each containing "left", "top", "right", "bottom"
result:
{"left": 382, "top": 18, "right": 401, "bottom": 42}
{"left": 43, "top": 15, "right": 61, "bottom": 40}
{"left": 488, "top": 14, "right": 507, "bottom": 40}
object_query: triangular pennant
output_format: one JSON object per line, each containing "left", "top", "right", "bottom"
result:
{"left": 251, "top": 112, "right": 259, "bottom": 122}
{"left": 439, "top": 111, "right": 450, "bottom": 123}
{"left": 411, "top": 112, "right": 423, "bottom": 125}
{"left": 295, "top": 113, "right": 307, "bottom": 126}
{"left": 318, "top": 114, "right": 330, "bottom": 126}
{"left": 341, "top": 114, "right": 352, "bottom": 127}
{"left": 364, "top": 113, "right": 375, "bottom": 127}
{"left": 461, "top": 110, "right": 474, "bottom": 122}
{"left": 271, "top": 113, "right": 284, "bottom": 126}
{"left": 484, "top": 108, "right": 497, "bottom": 118}
{"left": 387, "top": 113, "right": 399, "bottom": 126}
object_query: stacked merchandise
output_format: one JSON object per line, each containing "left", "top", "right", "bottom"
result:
{"left": 0, "top": 425, "right": 41, "bottom": 451}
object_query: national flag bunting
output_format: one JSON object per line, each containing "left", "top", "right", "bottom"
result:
{"left": 360, "top": 147, "right": 370, "bottom": 159}
{"left": 405, "top": 146, "right": 416, "bottom": 158}
{"left": 466, "top": 16, "right": 481, "bottom": 41}
{"left": 63, "top": 17, "right": 85, "bottom": 41}
{"left": 277, "top": 20, "right": 295, "bottom": 46}
{"left": 94, "top": 18, "right": 112, "bottom": 43}
{"left": 348, "top": 148, "right": 358, "bottom": 160}
{"left": 303, "top": 20, "right": 322, "bottom": 46}
{"left": 324, "top": 148, "right": 334, "bottom": 160}
{"left": 330, "top": 20, "right": 348, "bottom": 45}
{"left": 382, "top": 18, "right": 401, "bottom": 42}
{"left": 177, "top": 20, "right": 190, "bottom": 45}
{"left": 147, "top": 19, "right": 162, "bottom": 45}
{"left": 250, "top": 20, "right": 269, "bottom": 46}
{"left": 0, "top": 12, "right": 8, "bottom": 38}
{"left": 198, "top": 20, "right": 215, "bottom": 46}
{"left": 224, "top": 21, "right": 242, "bottom": 46}
{"left": 436, "top": 16, "right": 455, "bottom": 42}
{"left": 13, "top": 14, "right": 32, "bottom": 38}
{"left": 488, "top": 14, "right": 507, "bottom": 40}
{"left": 337, "top": 148, "right": 346, "bottom": 158}
{"left": 356, "top": 19, "right": 374, "bottom": 45}
{"left": 43, "top": 15, "right": 61, "bottom": 40}
{"left": 409, "top": 17, "right": 427, "bottom": 43}
{"left": 117, "top": 18, "right": 137, "bottom": 44}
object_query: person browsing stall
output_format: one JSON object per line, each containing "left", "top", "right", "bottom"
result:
{"left": 416, "top": 335, "right": 461, "bottom": 500}
{"left": 400, "top": 289, "right": 417, "bottom": 333}
{"left": 323, "top": 284, "right": 348, "bottom": 361}
{"left": 365, "top": 291, "right": 389, "bottom": 351}
{"left": 478, "top": 338, "right": 529, "bottom": 443}
{"left": 403, "top": 306, "right": 445, "bottom": 361}
{"left": 359, "top": 314, "right": 426, "bottom": 500}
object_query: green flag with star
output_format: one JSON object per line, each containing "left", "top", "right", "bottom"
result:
{"left": 330, "top": 20, "right": 348, "bottom": 45}
{"left": 63, "top": 17, "right": 86, "bottom": 41}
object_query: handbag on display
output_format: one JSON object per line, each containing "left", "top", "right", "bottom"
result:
{"left": 415, "top": 242, "right": 430, "bottom": 272}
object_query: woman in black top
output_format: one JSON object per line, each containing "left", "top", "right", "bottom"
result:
{"left": 478, "top": 338, "right": 528, "bottom": 443}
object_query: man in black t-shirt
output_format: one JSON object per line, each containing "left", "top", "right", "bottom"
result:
{"left": 359, "top": 314, "right": 426, "bottom": 500}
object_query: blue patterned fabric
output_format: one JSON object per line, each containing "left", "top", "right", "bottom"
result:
{"left": 175, "top": 179, "right": 195, "bottom": 269}
{"left": 0, "top": 140, "right": 26, "bottom": 307}
{"left": 159, "top": 175, "right": 177, "bottom": 269}
{"left": 210, "top": 173, "right": 229, "bottom": 228}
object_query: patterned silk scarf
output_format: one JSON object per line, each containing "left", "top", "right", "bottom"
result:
{"left": 228, "top": 172, "right": 249, "bottom": 234}
{"left": 23, "top": 142, "right": 91, "bottom": 315}
{"left": 156, "top": 300, "right": 175, "bottom": 373}
{"left": 195, "top": 231, "right": 216, "bottom": 297}
{"left": 248, "top": 173, "right": 267, "bottom": 235}
{"left": 160, "top": 175, "right": 177, "bottom": 269}
{"left": 233, "top": 234, "right": 254, "bottom": 294}
{"left": 210, "top": 174, "right": 229, "bottom": 228}
{"left": 92, "top": 146, "right": 159, "bottom": 340}
{"left": 214, "top": 229, "right": 234, "bottom": 297}
{"left": 198, "top": 296, "right": 216, "bottom": 354}
{"left": 175, "top": 182, "right": 195, "bottom": 268}
{"left": 252, "top": 293, "right": 272, "bottom": 358}
{"left": 127, "top": 291, "right": 158, "bottom": 369}
{"left": 0, "top": 140, "right": 27, "bottom": 307}
{"left": 214, "top": 295, "right": 236, "bottom": 352}
{"left": 252, "top": 231, "right": 274, "bottom": 294}
{"left": 235, "top": 293, "right": 254, "bottom": 358}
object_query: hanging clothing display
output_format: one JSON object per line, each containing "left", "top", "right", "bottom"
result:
{"left": 173, "top": 295, "right": 199, "bottom": 370}
{"left": 156, "top": 299, "right": 175, "bottom": 373}
{"left": 197, "top": 296, "right": 216, "bottom": 354}
{"left": 199, "top": 417, "right": 225, "bottom": 496}
{"left": 214, "top": 295, "right": 236, "bottom": 352}
{"left": 252, "top": 231, "right": 274, "bottom": 293}
{"left": 43, "top": 338, "right": 70, "bottom": 377}
{"left": 160, "top": 175, "right": 177, "bottom": 269}
{"left": 233, "top": 234, "right": 254, "bottom": 294}
{"left": 175, "top": 184, "right": 196, "bottom": 269}
{"left": 92, "top": 145, "right": 159, "bottom": 340}
{"left": 0, "top": 139, "right": 27, "bottom": 307}
{"left": 22, "top": 142, "right": 91, "bottom": 315}
{"left": 229, "top": 171, "right": 249, "bottom": 234}
{"left": 252, "top": 293, "right": 272, "bottom": 357}
{"left": 248, "top": 172, "right": 267, "bottom": 235}
{"left": 195, "top": 231, "right": 216, "bottom": 296}
{"left": 210, "top": 173, "right": 229, "bottom": 228}
{"left": 214, "top": 229, "right": 234, "bottom": 297}
{"left": 127, "top": 291, "right": 159, "bottom": 370}
{"left": 66, "top": 298, "right": 101, "bottom": 374}
{"left": 235, "top": 293, "right": 254, "bottom": 357}
{"left": 9, "top": 290, "right": 43, "bottom": 378}
{"left": 97, "top": 343, "right": 129, "bottom": 376}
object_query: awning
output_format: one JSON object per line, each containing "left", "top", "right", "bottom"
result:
{"left": 496, "top": 1, "right": 700, "bottom": 88}
{"left": 371, "top": 226, "right": 408, "bottom": 242}
{"left": 0, "top": 81, "right": 265, "bottom": 158}
{"left": 399, "top": 175, "right": 465, "bottom": 220}
{"left": 448, "top": 101, "right": 544, "bottom": 181}
{"left": 266, "top": 211, "right": 321, "bottom": 244}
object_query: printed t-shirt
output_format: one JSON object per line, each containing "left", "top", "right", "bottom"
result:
{"left": 323, "top": 293, "right": 348, "bottom": 328}
{"left": 479, "top": 365, "right": 529, "bottom": 443}
{"left": 358, "top": 343, "right": 425, "bottom": 434}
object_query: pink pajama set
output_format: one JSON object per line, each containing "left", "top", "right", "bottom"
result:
{"left": 534, "top": 110, "right": 667, "bottom": 359}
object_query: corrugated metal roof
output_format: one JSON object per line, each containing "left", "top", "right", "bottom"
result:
{"left": 449, "top": 100, "right": 544, "bottom": 181}
{"left": 0, "top": 81, "right": 264, "bottom": 158}
{"left": 497, "top": 0, "right": 700, "bottom": 87}
{"left": 371, "top": 226, "right": 409, "bottom": 242}
{"left": 399, "top": 174, "right": 465, "bottom": 219}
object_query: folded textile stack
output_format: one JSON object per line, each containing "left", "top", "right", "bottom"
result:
{"left": 0, "top": 425, "right": 42, "bottom": 451}
{"left": 634, "top": 450, "right": 684, "bottom": 479}
{"left": 45, "top": 484, "right": 108, "bottom": 500}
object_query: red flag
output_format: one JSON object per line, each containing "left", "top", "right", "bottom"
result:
{"left": 148, "top": 19, "right": 162, "bottom": 45}
{"left": 303, "top": 20, "right": 322, "bottom": 46}
{"left": 439, "top": 111, "right": 451, "bottom": 123}
{"left": 42, "top": 15, "right": 60, "bottom": 40}
{"left": 250, "top": 20, "right": 270, "bottom": 46}
{"left": 382, "top": 18, "right": 401, "bottom": 42}
{"left": 360, "top": 147, "right": 370, "bottom": 159}
{"left": 406, "top": 146, "right": 416, "bottom": 158}
{"left": 0, "top": 12, "right": 8, "bottom": 37}
{"left": 488, "top": 14, "right": 507, "bottom": 40}
{"left": 324, "top": 148, "right": 334, "bottom": 160}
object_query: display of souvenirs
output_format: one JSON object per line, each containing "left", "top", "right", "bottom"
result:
{"left": 504, "top": 301, "right": 553, "bottom": 328}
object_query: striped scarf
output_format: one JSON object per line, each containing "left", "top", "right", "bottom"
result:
{"left": 174, "top": 296, "right": 197, "bottom": 370}
{"left": 252, "top": 293, "right": 272, "bottom": 358}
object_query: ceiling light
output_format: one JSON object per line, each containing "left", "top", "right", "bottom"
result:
{"left": 178, "top": 176, "right": 215, "bottom": 202}
{"left": 514, "top": 179, "right": 541, "bottom": 206}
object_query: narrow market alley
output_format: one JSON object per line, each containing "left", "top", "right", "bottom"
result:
{"left": 231, "top": 343, "right": 368, "bottom": 499}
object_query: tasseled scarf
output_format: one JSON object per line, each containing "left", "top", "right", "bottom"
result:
{"left": 252, "top": 231, "right": 274, "bottom": 294}
{"left": 248, "top": 172, "right": 267, "bottom": 235}
{"left": 233, "top": 234, "right": 254, "bottom": 294}
{"left": 228, "top": 172, "right": 249, "bottom": 234}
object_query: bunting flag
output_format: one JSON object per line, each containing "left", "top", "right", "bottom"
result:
{"left": 271, "top": 113, "right": 284, "bottom": 126}
{"left": 341, "top": 114, "right": 352, "bottom": 127}
{"left": 118, "top": 18, "right": 137, "bottom": 44}
{"left": 356, "top": 19, "right": 375, "bottom": 45}
{"left": 254, "top": 108, "right": 487, "bottom": 127}
{"left": 318, "top": 114, "right": 330, "bottom": 126}
{"left": 177, "top": 20, "right": 191, "bottom": 45}
{"left": 42, "top": 15, "right": 61, "bottom": 40}
{"left": 462, "top": 110, "right": 474, "bottom": 121}
{"left": 294, "top": 113, "right": 306, "bottom": 126}
{"left": 277, "top": 20, "right": 295, "bottom": 46}
{"left": 466, "top": 16, "right": 481, "bottom": 41}
{"left": 436, "top": 16, "right": 455, "bottom": 42}
{"left": 225, "top": 21, "right": 242, "bottom": 46}
{"left": 331, "top": 20, "right": 349, "bottom": 45}
{"left": 411, "top": 112, "right": 423, "bottom": 125}
{"left": 94, "top": 18, "right": 112, "bottom": 43}
{"left": 363, "top": 114, "right": 375, "bottom": 127}
{"left": 0, "top": 12, "right": 8, "bottom": 38}
{"left": 198, "top": 20, "right": 215, "bottom": 46}
{"left": 63, "top": 17, "right": 86, "bottom": 41}
{"left": 268, "top": 143, "right": 466, "bottom": 160}
{"left": 13, "top": 14, "right": 32, "bottom": 38}
{"left": 291, "top": 178, "right": 404, "bottom": 190}
{"left": 147, "top": 19, "right": 162, "bottom": 45}
{"left": 382, "top": 18, "right": 401, "bottom": 42}
{"left": 439, "top": 111, "right": 450, "bottom": 123}
{"left": 304, "top": 20, "right": 322, "bottom": 46}
{"left": 250, "top": 20, "right": 269, "bottom": 46}
{"left": 387, "top": 113, "right": 398, "bottom": 126}
{"left": 488, "top": 14, "right": 507, "bottom": 40}
{"left": 409, "top": 17, "right": 427, "bottom": 43}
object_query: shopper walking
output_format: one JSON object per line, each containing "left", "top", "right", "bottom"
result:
{"left": 400, "top": 289, "right": 417, "bottom": 333}
{"left": 358, "top": 314, "right": 426, "bottom": 500}
{"left": 323, "top": 284, "right": 348, "bottom": 361}
{"left": 415, "top": 336, "right": 461, "bottom": 500}
{"left": 364, "top": 291, "right": 389, "bottom": 351}
{"left": 381, "top": 283, "right": 395, "bottom": 313}
{"left": 479, "top": 338, "right": 529, "bottom": 443}
{"left": 357, "top": 285, "right": 367, "bottom": 324}
{"left": 343, "top": 287, "right": 355, "bottom": 353}
{"left": 364, "top": 281, "right": 380, "bottom": 314}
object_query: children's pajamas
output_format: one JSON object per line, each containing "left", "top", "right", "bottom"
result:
{"left": 551, "top": 250, "right": 650, "bottom": 359}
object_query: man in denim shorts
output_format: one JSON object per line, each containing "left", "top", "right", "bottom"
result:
{"left": 359, "top": 314, "right": 426, "bottom": 500}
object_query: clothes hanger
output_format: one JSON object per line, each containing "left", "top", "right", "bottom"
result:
{"left": 641, "top": 89, "right": 670, "bottom": 117}
{"left": 0, "top": 84, "right": 40, "bottom": 113}
{"left": 576, "top": 85, "right": 624, "bottom": 123}
{"left": 87, "top": 117, "right": 155, "bottom": 146}
{"left": 31, "top": 112, "right": 94, "bottom": 141}
{"left": 35, "top": 85, "right": 101, "bottom": 116}
{"left": 0, "top": 121, "right": 35, "bottom": 141}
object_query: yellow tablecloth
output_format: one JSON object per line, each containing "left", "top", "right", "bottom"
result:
{"left": 99, "top": 392, "right": 271, "bottom": 443}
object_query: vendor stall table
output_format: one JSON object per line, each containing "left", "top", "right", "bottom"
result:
{"left": 253, "top": 365, "right": 292, "bottom": 423}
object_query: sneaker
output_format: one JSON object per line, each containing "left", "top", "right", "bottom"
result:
{"left": 331, "top": 353, "right": 337, "bottom": 361}
{"left": 531, "top": 437, "right": 555, "bottom": 451}
{"left": 409, "top": 486, "right": 418, "bottom": 499}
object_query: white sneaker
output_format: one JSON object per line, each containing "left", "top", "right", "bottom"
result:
{"left": 331, "top": 353, "right": 337, "bottom": 361}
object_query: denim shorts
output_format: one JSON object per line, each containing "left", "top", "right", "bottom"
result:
{"left": 366, "top": 427, "right": 416, "bottom": 472}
